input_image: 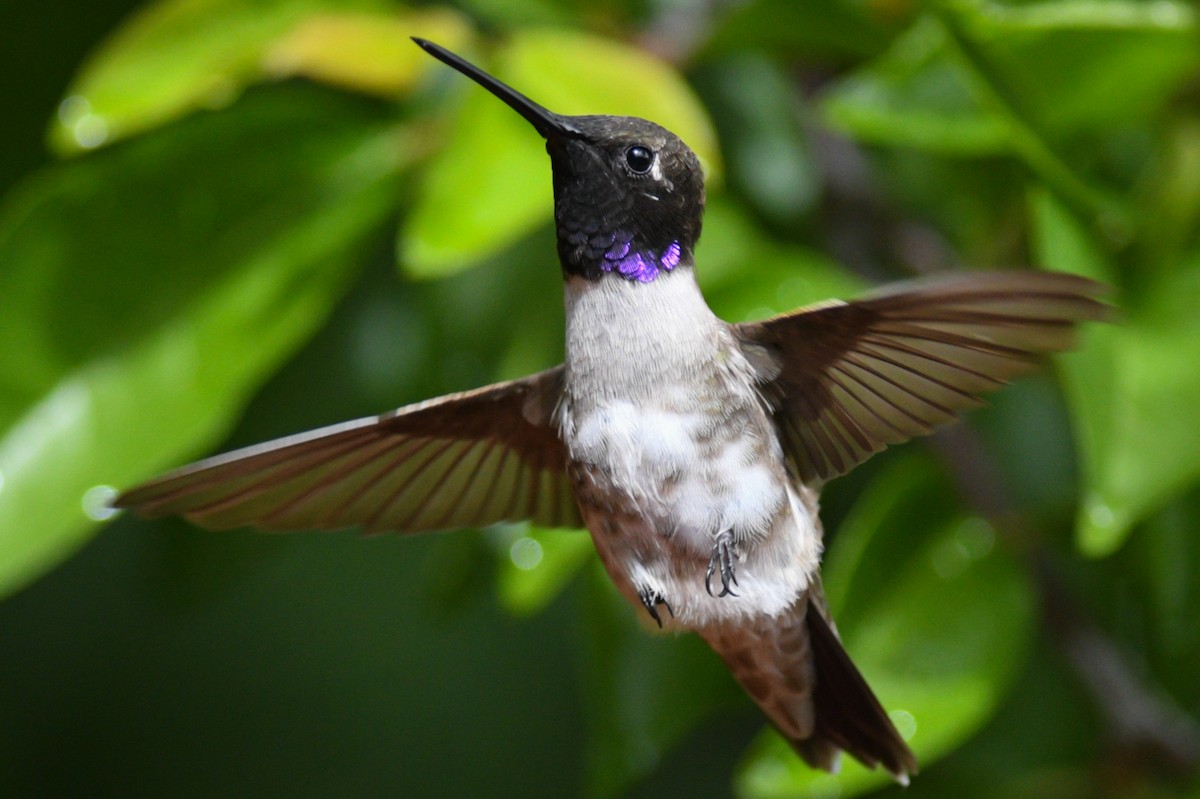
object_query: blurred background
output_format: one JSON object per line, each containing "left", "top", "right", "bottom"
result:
{"left": 2, "top": 0, "right": 1199, "bottom": 796}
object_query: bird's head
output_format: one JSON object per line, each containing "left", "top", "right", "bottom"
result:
{"left": 414, "top": 39, "right": 705, "bottom": 283}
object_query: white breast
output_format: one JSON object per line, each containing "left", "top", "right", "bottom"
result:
{"left": 561, "top": 271, "right": 788, "bottom": 549}
{"left": 558, "top": 271, "right": 824, "bottom": 626}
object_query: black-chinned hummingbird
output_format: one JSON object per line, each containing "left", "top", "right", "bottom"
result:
{"left": 115, "top": 38, "right": 1109, "bottom": 782}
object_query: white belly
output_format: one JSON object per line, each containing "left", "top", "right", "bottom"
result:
{"left": 570, "top": 398, "right": 782, "bottom": 552}
{"left": 559, "top": 271, "right": 823, "bottom": 627}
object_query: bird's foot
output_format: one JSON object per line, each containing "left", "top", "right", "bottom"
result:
{"left": 705, "top": 530, "right": 739, "bottom": 598}
{"left": 638, "top": 586, "right": 674, "bottom": 628}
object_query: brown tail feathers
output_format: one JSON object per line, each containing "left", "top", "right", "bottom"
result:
{"left": 701, "top": 589, "right": 916, "bottom": 783}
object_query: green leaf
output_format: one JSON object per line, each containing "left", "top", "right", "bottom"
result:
{"left": 1138, "top": 118, "right": 1200, "bottom": 267}
{"left": 1027, "top": 191, "right": 1117, "bottom": 556}
{"left": 956, "top": 0, "right": 1199, "bottom": 138}
{"left": 1032, "top": 191, "right": 1200, "bottom": 556}
{"left": 826, "top": 1, "right": 1195, "bottom": 232}
{"left": 827, "top": 1, "right": 1198, "bottom": 155}
{"left": 402, "top": 29, "right": 720, "bottom": 278}
{"left": 1081, "top": 267, "right": 1200, "bottom": 554}
{"left": 699, "top": 55, "right": 822, "bottom": 225}
{"left": 929, "top": 0, "right": 1195, "bottom": 230}
{"left": 0, "top": 88, "right": 405, "bottom": 596}
{"left": 494, "top": 524, "right": 594, "bottom": 616}
{"left": 264, "top": 8, "right": 473, "bottom": 96}
{"left": 737, "top": 454, "right": 1035, "bottom": 797}
{"left": 451, "top": 0, "right": 575, "bottom": 28}
{"left": 706, "top": 0, "right": 899, "bottom": 61}
{"left": 821, "top": 18, "right": 1010, "bottom": 155}
{"left": 49, "top": 0, "right": 468, "bottom": 153}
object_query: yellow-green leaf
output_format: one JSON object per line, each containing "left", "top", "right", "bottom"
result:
{"left": 1, "top": 89, "right": 405, "bottom": 596}
{"left": 1032, "top": 190, "right": 1200, "bottom": 556}
{"left": 494, "top": 524, "right": 593, "bottom": 616}
{"left": 49, "top": 0, "right": 467, "bottom": 154}
{"left": 264, "top": 9, "right": 473, "bottom": 96}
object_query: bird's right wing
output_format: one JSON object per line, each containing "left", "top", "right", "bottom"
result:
{"left": 734, "top": 271, "right": 1109, "bottom": 484}
{"left": 114, "top": 366, "right": 582, "bottom": 534}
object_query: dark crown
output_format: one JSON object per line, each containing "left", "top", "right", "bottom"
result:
{"left": 410, "top": 39, "right": 706, "bottom": 283}
{"left": 547, "top": 115, "right": 706, "bottom": 282}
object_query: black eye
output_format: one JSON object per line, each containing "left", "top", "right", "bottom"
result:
{"left": 625, "top": 145, "right": 654, "bottom": 174}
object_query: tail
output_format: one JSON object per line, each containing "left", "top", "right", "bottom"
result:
{"left": 700, "top": 587, "right": 917, "bottom": 783}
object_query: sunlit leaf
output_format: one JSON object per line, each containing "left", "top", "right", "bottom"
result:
{"left": 737, "top": 454, "right": 1035, "bottom": 797}
{"left": 264, "top": 8, "right": 473, "bottom": 96}
{"left": 1028, "top": 190, "right": 1120, "bottom": 555}
{"left": 968, "top": 0, "right": 1196, "bottom": 31}
{"left": 402, "top": 29, "right": 720, "bottom": 278}
{"left": 49, "top": 0, "right": 467, "bottom": 153}
{"left": 0, "top": 89, "right": 405, "bottom": 596}
{"left": 1080, "top": 267, "right": 1200, "bottom": 555}
{"left": 494, "top": 524, "right": 593, "bottom": 616}
{"left": 1032, "top": 191, "right": 1200, "bottom": 556}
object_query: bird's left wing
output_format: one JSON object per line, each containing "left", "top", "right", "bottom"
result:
{"left": 115, "top": 366, "right": 582, "bottom": 534}
{"left": 734, "top": 271, "right": 1109, "bottom": 484}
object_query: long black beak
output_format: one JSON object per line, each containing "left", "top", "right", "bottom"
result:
{"left": 412, "top": 38, "right": 584, "bottom": 140}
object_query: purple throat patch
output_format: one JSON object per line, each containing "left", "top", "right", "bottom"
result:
{"left": 601, "top": 240, "right": 682, "bottom": 283}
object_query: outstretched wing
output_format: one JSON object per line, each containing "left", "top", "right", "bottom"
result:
{"left": 735, "top": 271, "right": 1109, "bottom": 484}
{"left": 115, "top": 367, "right": 581, "bottom": 534}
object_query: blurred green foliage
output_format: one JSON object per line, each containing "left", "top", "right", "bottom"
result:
{"left": 1, "top": 0, "right": 1199, "bottom": 797}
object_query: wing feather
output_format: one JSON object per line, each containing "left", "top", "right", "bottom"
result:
{"left": 115, "top": 367, "right": 582, "bottom": 534}
{"left": 736, "top": 271, "right": 1109, "bottom": 483}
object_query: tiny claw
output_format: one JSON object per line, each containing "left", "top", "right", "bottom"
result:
{"left": 638, "top": 586, "right": 670, "bottom": 628}
{"left": 706, "top": 531, "right": 739, "bottom": 598}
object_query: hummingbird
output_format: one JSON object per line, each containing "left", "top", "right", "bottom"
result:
{"left": 115, "top": 38, "right": 1108, "bottom": 783}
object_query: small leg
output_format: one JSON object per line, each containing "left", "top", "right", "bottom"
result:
{"left": 638, "top": 586, "right": 674, "bottom": 628}
{"left": 705, "top": 530, "right": 739, "bottom": 598}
